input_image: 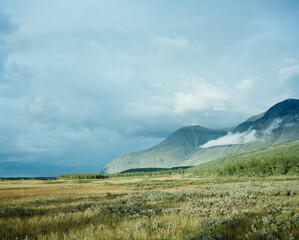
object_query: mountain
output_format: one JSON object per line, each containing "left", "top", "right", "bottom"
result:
{"left": 102, "top": 99, "right": 299, "bottom": 174}
{"left": 233, "top": 98, "right": 299, "bottom": 137}
{"left": 102, "top": 126, "right": 227, "bottom": 174}
{"left": 180, "top": 99, "right": 299, "bottom": 167}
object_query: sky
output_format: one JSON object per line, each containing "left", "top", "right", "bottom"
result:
{"left": 0, "top": 0, "right": 299, "bottom": 177}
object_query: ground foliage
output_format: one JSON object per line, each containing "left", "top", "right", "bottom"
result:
{"left": 0, "top": 175, "right": 298, "bottom": 239}
{"left": 190, "top": 140, "right": 299, "bottom": 176}
{"left": 57, "top": 173, "right": 108, "bottom": 180}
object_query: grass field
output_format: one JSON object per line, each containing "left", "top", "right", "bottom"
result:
{"left": 0, "top": 175, "right": 298, "bottom": 240}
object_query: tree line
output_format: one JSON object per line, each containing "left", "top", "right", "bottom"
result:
{"left": 203, "top": 154, "right": 299, "bottom": 176}
{"left": 57, "top": 168, "right": 186, "bottom": 179}
{"left": 57, "top": 173, "right": 108, "bottom": 180}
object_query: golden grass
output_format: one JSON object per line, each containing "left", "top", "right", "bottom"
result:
{"left": 0, "top": 175, "right": 298, "bottom": 239}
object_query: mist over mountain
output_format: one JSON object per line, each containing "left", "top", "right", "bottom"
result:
{"left": 199, "top": 104, "right": 297, "bottom": 149}
{"left": 102, "top": 99, "right": 299, "bottom": 174}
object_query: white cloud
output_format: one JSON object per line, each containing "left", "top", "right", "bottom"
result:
{"left": 283, "top": 58, "right": 297, "bottom": 66}
{"left": 263, "top": 118, "right": 282, "bottom": 135}
{"left": 236, "top": 78, "right": 255, "bottom": 91}
{"left": 200, "top": 129, "right": 258, "bottom": 148}
{"left": 172, "top": 80, "right": 229, "bottom": 114}
{"left": 173, "top": 92, "right": 205, "bottom": 113}
{"left": 213, "top": 102, "right": 226, "bottom": 111}
{"left": 200, "top": 118, "right": 284, "bottom": 148}
{"left": 278, "top": 65, "right": 299, "bottom": 84}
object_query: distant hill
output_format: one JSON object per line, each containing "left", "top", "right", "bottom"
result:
{"left": 102, "top": 99, "right": 299, "bottom": 174}
{"left": 102, "top": 126, "right": 226, "bottom": 173}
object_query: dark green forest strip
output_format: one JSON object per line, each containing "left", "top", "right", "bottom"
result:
{"left": 120, "top": 166, "right": 192, "bottom": 173}
{"left": 0, "top": 177, "right": 57, "bottom": 180}
{"left": 57, "top": 173, "right": 108, "bottom": 180}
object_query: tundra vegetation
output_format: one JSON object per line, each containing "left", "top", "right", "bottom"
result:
{"left": 1, "top": 142, "right": 298, "bottom": 239}
{"left": 188, "top": 140, "right": 299, "bottom": 177}
{"left": 0, "top": 175, "right": 298, "bottom": 240}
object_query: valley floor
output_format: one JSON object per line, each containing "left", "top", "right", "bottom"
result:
{"left": 0, "top": 175, "right": 298, "bottom": 240}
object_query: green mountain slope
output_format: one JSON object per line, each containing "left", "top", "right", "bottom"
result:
{"left": 180, "top": 141, "right": 271, "bottom": 166}
{"left": 188, "top": 140, "right": 299, "bottom": 175}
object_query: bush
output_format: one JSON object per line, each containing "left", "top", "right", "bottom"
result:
{"left": 57, "top": 172, "right": 108, "bottom": 180}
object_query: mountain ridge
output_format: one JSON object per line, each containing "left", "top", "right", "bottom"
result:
{"left": 102, "top": 99, "right": 299, "bottom": 174}
{"left": 101, "top": 126, "right": 227, "bottom": 173}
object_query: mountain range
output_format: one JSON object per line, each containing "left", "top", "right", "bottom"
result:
{"left": 102, "top": 99, "right": 299, "bottom": 174}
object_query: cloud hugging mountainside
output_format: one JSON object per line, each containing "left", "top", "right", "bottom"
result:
{"left": 102, "top": 99, "right": 299, "bottom": 174}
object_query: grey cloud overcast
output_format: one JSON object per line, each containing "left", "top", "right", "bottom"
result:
{"left": 0, "top": 0, "right": 299, "bottom": 176}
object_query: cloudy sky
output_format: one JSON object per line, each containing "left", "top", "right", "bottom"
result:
{"left": 1, "top": 0, "right": 299, "bottom": 176}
